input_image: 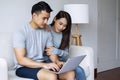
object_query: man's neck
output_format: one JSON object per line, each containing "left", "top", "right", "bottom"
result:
{"left": 29, "top": 20, "right": 38, "bottom": 29}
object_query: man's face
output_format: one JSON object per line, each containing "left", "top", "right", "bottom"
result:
{"left": 33, "top": 10, "right": 50, "bottom": 29}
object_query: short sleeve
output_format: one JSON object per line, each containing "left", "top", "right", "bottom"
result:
{"left": 13, "top": 29, "right": 26, "bottom": 48}
{"left": 46, "top": 32, "right": 53, "bottom": 47}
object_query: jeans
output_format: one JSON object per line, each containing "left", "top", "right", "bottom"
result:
{"left": 75, "top": 66, "right": 86, "bottom": 80}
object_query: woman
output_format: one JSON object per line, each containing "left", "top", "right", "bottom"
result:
{"left": 45, "top": 10, "right": 86, "bottom": 80}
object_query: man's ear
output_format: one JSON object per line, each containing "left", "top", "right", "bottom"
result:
{"left": 32, "top": 13, "right": 38, "bottom": 17}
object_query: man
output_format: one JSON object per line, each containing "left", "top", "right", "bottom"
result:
{"left": 13, "top": 1, "right": 75, "bottom": 80}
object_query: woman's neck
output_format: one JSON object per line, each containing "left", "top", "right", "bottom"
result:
{"left": 52, "top": 25, "right": 57, "bottom": 32}
{"left": 52, "top": 25, "right": 60, "bottom": 33}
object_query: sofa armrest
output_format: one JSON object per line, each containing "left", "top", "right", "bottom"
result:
{"left": 0, "top": 58, "right": 8, "bottom": 80}
{"left": 69, "top": 45, "right": 94, "bottom": 80}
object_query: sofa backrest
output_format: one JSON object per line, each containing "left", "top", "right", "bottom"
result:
{"left": 0, "top": 32, "right": 15, "bottom": 70}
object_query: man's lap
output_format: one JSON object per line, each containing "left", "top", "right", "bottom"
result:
{"left": 16, "top": 67, "right": 41, "bottom": 80}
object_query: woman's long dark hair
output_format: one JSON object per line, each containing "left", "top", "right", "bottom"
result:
{"left": 50, "top": 10, "right": 72, "bottom": 50}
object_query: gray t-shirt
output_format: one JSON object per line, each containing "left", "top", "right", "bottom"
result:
{"left": 13, "top": 24, "right": 53, "bottom": 68}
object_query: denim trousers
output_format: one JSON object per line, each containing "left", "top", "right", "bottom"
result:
{"left": 75, "top": 66, "right": 86, "bottom": 80}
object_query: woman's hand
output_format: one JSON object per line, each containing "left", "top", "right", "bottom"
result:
{"left": 45, "top": 25, "right": 50, "bottom": 32}
{"left": 45, "top": 46, "right": 53, "bottom": 56}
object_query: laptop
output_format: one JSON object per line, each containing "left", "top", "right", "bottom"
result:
{"left": 51, "top": 55, "right": 86, "bottom": 74}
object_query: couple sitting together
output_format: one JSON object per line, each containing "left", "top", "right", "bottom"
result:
{"left": 13, "top": 1, "right": 86, "bottom": 80}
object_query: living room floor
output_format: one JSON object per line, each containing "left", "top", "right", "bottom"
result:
{"left": 96, "top": 67, "right": 120, "bottom": 80}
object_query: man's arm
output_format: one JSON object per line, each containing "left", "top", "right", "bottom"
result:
{"left": 14, "top": 48, "right": 45, "bottom": 68}
{"left": 45, "top": 46, "right": 59, "bottom": 63}
{"left": 14, "top": 48, "right": 59, "bottom": 71}
{"left": 49, "top": 54, "right": 64, "bottom": 68}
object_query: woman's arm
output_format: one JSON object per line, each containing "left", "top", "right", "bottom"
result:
{"left": 45, "top": 46, "right": 69, "bottom": 57}
{"left": 52, "top": 47, "right": 69, "bottom": 57}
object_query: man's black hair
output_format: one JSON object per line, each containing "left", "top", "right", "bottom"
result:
{"left": 31, "top": 1, "right": 53, "bottom": 14}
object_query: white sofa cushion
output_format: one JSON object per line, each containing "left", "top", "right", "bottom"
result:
{"left": 0, "top": 32, "right": 15, "bottom": 70}
{"left": 0, "top": 58, "right": 8, "bottom": 80}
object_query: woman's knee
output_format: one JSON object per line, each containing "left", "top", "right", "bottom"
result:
{"left": 67, "top": 70, "right": 75, "bottom": 79}
{"left": 59, "top": 70, "right": 75, "bottom": 80}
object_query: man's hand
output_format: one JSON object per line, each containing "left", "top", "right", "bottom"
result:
{"left": 56, "top": 60, "right": 64, "bottom": 68}
{"left": 45, "top": 46, "right": 53, "bottom": 56}
{"left": 42, "top": 63, "right": 60, "bottom": 72}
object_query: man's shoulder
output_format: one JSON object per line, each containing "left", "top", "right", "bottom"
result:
{"left": 13, "top": 24, "right": 29, "bottom": 37}
{"left": 15, "top": 24, "right": 30, "bottom": 32}
{"left": 40, "top": 28, "right": 51, "bottom": 34}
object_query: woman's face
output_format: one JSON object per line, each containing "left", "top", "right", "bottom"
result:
{"left": 53, "top": 18, "right": 67, "bottom": 33}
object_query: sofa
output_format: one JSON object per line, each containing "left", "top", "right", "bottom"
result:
{"left": 0, "top": 32, "right": 94, "bottom": 80}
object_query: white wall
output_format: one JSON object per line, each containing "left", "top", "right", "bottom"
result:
{"left": 0, "top": 0, "right": 98, "bottom": 68}
{"left": 118, "top": 0, "right": 120, "bottom": 66}
{"left": 97, "top": 0, "right": 120, "bottom": 72}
